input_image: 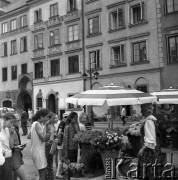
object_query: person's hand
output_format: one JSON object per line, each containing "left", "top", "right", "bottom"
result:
{"left": 138, "top": 146, "right": 146, "bottom": 157}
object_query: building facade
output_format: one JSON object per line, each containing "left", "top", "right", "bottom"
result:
{"left": 27, "top": 0, "right": 83, "bottom": 117}
{"left": 0, "top": 0, "right": 33, "bottom": 112}
{"left": 158, "top": 0, "right": 178, "bottom": 89}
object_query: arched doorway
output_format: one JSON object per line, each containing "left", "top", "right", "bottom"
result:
{"left": 17, "top": 91, "right": 32, "bottom": 111}
{"left": 48, "top": 94, "right": 56, "bottom": 113}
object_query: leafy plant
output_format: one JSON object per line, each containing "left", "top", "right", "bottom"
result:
{"left": 73, "top": 130, "right": 103, "bottom": 144}
{"left": 166, "top": 126, "right": 178, "bottom": 133}
{"left": 126, "top": 123, "right": 141, "bottom": 136}
{"left": 68, "top": 163, "right": 85, "bottom": 172}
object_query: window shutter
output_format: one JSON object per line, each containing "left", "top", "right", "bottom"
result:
{"left": 20, "top": 38, "right": 23, "bottom": 52}
{"left": 2, "top": 43, "right": 4, "bottom": 57}
{"left": 34, "top": 11, "right": 37, "bottom": 22}
{"left": 140, "top": 1, "right": 143, "bottom": 20}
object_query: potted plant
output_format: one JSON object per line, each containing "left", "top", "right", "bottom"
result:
{"left": 73, "top": 130, "right": 103, "bottom": 148}
{"left": 68, "top": 162, "right": 85, "bottom": 178}
{"left": 90, "top": 129, "right": 129, "bottom": 171}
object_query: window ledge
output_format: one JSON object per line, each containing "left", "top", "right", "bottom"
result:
{"left": 2, "top": 81, "right": 7, "bottom": 82}
{"left": 110, "top": 64, "right": 127, "bottom": 69}
{"left": 108, "top": 27, "right": 126, "bottom": 33}
{"left": 129, "top": 21, "right": 148, "bottom": 28}
{"left": 12, "top": 79, "right": 17, "bottom": 81}
{"left": 34, "top": 77, "right": 44, "bottom": 80}
{"left": 67, "top": 9, "right": 78, "bottom": 13}
{"left": 19, "top": 25, "right": 28, "bottom": 29}
{"left": 33, "top": 48, "right": 44, "bottom": 52}
{"left": 66, "top": 39, "right": 81, "bottom": 44}
{"left": 87, "top": 32, "right": 102, "bottom": 38}
{"left": 20, "top": 50, "right": 28, "bottom": 54}
{"left": 49, "top": 15, "right": 59, "bottom": 19}
{"left": 167, "top": 61, "right": 178, "bottom": 65}
{"left": 165, "top": 11, "right": 178, "bottom": 16}
{"left": 10, "top": 53, "right": 18, "bottom": 56}
{"left": 67, "top": 72, "right": 80, "bottom": 75}
{"left": 130, "top": 60, "right": 150, "bottom": 66}
{"left": 49, "top": 75, "right": 62, "bottom": 78}
{"left": 86, "top": 0, "right": 99, "bottom": 4}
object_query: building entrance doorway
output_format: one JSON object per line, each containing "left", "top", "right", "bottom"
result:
{"left": 17, "top": 91, "right": 32, "bottom": 111}
{"left": 48, "top": 94, "right": 56, "bottom": 113}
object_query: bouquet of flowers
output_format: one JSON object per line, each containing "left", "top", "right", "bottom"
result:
{"left": 126, "top": 123, "right": 141, "bottom": 136}
{"left": 73, "top": 130, "right": 103, "bottom": 144}
{"left": 90, "top": 130, "right": 124, "bottom": 151}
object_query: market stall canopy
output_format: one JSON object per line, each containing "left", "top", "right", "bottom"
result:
{"left": 66, "top": 85, "right": 157, "bottom": 106}
{"left": 151, "top": 88, "right": 178, "bottom": 104}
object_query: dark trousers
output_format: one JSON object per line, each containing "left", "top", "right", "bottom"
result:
{"left": 21, "top": 122, "right": 28, "bottom": 135}
{"left": 0, "top": 157, "right": 13, "bottom": 180}
{"left": 121, "top": 116, "right": 126, "bottom": 125}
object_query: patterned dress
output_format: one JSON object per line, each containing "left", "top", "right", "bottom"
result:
{"left": 138, "top": 115, "right": 163, "bottom": 180}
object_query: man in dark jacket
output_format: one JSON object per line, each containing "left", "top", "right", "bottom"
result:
{"left": 21, "top": 109, "right": 28, "bottom": 135}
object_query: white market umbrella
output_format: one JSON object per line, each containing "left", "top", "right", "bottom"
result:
{"left": 151, "top": 88, "right": 178, "bottom": 104}
{"left": 66, "top": 85, "right": 157, "bottom": 106}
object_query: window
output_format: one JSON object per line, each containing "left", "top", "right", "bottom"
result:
{"left": 51, "top": 59, "right": 60, "bottom": 76}
{"left": 35, "top": 62, "right": 43, "bottom": 79}
{"left": 109, "top": 9, "right": 124, "bottom": 30}
{"left": 136, "top": 85, "right": 148, "bottom": 93}
{"left": 50, "top": 29, "right": 60, "bottom": 46}
{"left": 89, "top": 50, "right": 101, "bottom": 69}
{"left": 50, "top": 3, "right": 58, "bottom": 17}
{"left": 110, "top": 45, "right": 125, "bottom": 66}
{"left": 166, "top": 0, "right": 178, "bottom": 13}
{"left": 11, "top": 40, "right": 17, "bottom": 55}
{"left": 130, "top": 2, "right": 145, "bottom": 25}
{"left": 34, "top": 9, "right": 42, "bottom": 23}
{"left": 68, "top": 25, "right": 78, "bottom": 42}
{"left": 11, "top": 66, "right": 17, "bottom": 80}
{"left": 88, "top": 16, "right": 99, "bottom": 35}
{"left": 168, "top": 35, "right": 178, "bottom": 63}
{"left": 21, "top": 63, "right": 27, "bottom": 74}
{"left": 34, "top": 34, "right": 43, "bottom": 49}
{"left": 20, "top": 15, "right": 27, "bottom": 27}
{"left": 1, "top": 42, "right": 8, "bottom": 57}
{"left": 68, "top": 55, "right": 79, "bottom": 74}
{"left": 37, "top": 98, "right": 43, "bottom": 108}
{"left": 68, "top": 0, "right": 77, "bottom": 12}
{"left": 11, "top": 19, "right": 17, "bottom": 31}
{"left": 133, "top": 41, "right": 147, "bottom": 63}
{"left": 68, "top": 94, "right": 80, "bottom": 109}
{"left": 20, "top": 37, "right": 27, "bottom": 52}
{"left": 2, "top": 67, "right": 7, "bottom": 81}
{"left": 2, "top": 22, "right": 8, "bottom": 34}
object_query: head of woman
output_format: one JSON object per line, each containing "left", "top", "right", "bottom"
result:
{"left": 141, "top": 103, "right": 154, "bottom": 117}
{"left": 47, "top": 112, "right": 57, "bottom": 124}
{"left": 79, "top": 112, "right": 89, "bottom": 124}
{"left": 35, "top": 108, "right": 50, "bottom": 123}
{"left": 66, "top": 112, "right": 78, "bottom": 125}
{"left": 2, "top": 112, "right": 16, "bottom": 128}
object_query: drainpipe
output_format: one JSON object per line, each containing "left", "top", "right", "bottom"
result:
{"left": 81, "top": 0, "right": 86, "bottom": 91}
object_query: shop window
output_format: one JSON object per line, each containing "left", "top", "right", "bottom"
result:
{"left": 136, "top": 85, "right": 148, "bottom": 93}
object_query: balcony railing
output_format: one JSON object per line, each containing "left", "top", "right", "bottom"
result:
{"left": 66, "top": 40, "right": 81, "bottom": 51}
{"left": 64, "top": 10, "right": 81, "bottom": 22}
{"left": 46, "top": 16, "right": 63, "bottom": 28}
{"left": 33, "top": 48, "right": 45, "bottom": 58}
{"left": 48, "top": 44, "right": 62, "bottom": 55}
{"left": 32, "top": 21, "right": 45, "bottom": 32}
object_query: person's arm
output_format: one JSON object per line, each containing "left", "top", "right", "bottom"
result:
{"left": 63, "top": 126, "right": 69, "bottom": 158}
{"left": 27, "top": 131, "right": 31, "bottom": 139}
{"left": 35, "top": 122, "right": 49, "bottom": 142}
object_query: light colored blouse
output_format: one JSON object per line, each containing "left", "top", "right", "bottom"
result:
{"left": 144, "top": 115, "right": 157, "bottom": 149}
{"left": 0, "top": 119, "right": 12, "bottom": 158}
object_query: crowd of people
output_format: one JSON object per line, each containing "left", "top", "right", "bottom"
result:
{"left": 0, "top": 108, "right": 92, "bottom": 180}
